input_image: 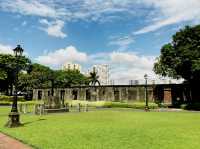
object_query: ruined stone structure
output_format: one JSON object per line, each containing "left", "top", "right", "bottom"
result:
{"left": 33, "top": 84, "right": 179, "bottom": 104}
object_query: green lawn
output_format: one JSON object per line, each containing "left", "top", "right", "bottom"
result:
{"left": 0, "top": 108, "right": 200, "bottom": 149}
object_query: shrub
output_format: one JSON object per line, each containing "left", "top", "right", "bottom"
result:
{"left": 180, "top": 103, "right": 200, "bottom": 111}
{"left": 65, "top": 100, "right": 158, "bottom": 109}
{"left": 0, "top": 95, "right": 25, "bottom": 102}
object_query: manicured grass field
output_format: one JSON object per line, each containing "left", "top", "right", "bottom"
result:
{"left": 0, "top": 107, "right": 200, "bottom": 149}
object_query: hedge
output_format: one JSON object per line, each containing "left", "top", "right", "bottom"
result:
{"left": 65, "top": 100, "right": 159, "bottom": 109}
{"left": 180, "top": 103, "right": 200, "bottom": 111}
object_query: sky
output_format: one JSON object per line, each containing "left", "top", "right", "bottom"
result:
{"left": 0, "top": 0, "right": 200, "bottom": 84}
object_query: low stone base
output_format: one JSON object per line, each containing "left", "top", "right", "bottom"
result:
{"left": 5, "top": 112, "right": 22, "bottom": 128}
{"left": 44, "top": 108, "right": 69, "bottom": 113}
{"left": 144, "top": 106, "right": 150, "bottom": 112}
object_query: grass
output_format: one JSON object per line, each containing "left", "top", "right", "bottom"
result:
{"left": 0, "top": 107, "right": 200, "bottom": 149}
{"left": 0, "top": 106, "right": 10, "bottom": 115}
{"left": 67, "top": 100, "right": 159, "bottom": 109}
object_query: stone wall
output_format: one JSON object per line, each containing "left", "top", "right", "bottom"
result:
{"left": 32, "top": 83, "right": 200, "bottom": 105}
{"left": 33, "top": 85, "right": 170, "bottom": 103}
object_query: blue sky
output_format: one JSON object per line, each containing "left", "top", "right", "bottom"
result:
{"left": 0, "top": 0, "right": 199, "bottom": 84}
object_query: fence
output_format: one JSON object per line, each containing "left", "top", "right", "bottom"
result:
{"left": 17, "top": 103, "right": 90, "bottom": 115}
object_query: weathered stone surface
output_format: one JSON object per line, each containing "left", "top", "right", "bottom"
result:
{"left": 35, "top": 85, "right": 152, "bottom": 101}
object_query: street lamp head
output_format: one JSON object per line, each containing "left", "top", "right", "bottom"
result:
{"left": 144, "top": 74, "right": 148, "bottom": 80}
{"left": 13, "top": 45, "right": 24, "bottom": 57}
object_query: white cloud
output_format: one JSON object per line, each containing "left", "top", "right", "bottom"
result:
{"left": 1, "top": 0, "right": 200, "bottom": 36}
{"left": 108, "top": 35, "right": 134, "bottom": 51}
{"left": 110, "top": 51, "right": 155, "bottom": 69}
{"left": 35, "top": 45, "right": 181, "bottom": 84}
{"left": 134, "top": 0, "right": 200, "bottom": 34}
{"left": 88, "top": 50, "right": 180, "bottom": 84}
{"left": 0, "top": 0, "right": 67, "bottom": 38}
{"left": 39, "top": 19, "right": 66, "bottom": 38}
{"left": 0, "top": 44, "right": 13, "bottom": 54}
{"left": 0, "top": 0, "right": 62, "bottom": 18}
{"left": 109, "top": 51, "right": 156, "bottom": 84}
{"left": 35, "top": 46, "right": 88, "bottom": 67}
{"left": 0, "top": 0, "right": 140, "bottom": 23}
{"left": 88, "top": 50, "right": 156, "bottom": 84}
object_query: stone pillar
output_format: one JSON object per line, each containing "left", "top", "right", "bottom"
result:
{"left": 65, "top": 103, "right": 69, "bottom": 112}
{"left": 19, "top": 104, "right": 23, "bottom": 113}
{"left": 77, "top": 103, "right": 81, "bottom": 112}
{"left": 34, "top": 104, "right": 38, "bottom": 115}
{"left": 96, "top": 88, "right": 99, "bottom": 101}
{"left": 23, "top": 104, "right": 27, "bottom": 114}
{"left": 85, "top": 104, "right": 88, "bottom": 112}
{"left": 136, "top": 87, "right": 140, "bottom": 101}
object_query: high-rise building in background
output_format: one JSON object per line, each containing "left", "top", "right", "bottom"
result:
{"left": 92, "top": 64, "right": 109, "bottom": 85}
{"left": 62, "top": 62, "right": 82, "bottom": 72}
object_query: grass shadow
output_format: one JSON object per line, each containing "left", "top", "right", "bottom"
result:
{"left": 23, "top": 118, "right": 46, "bottom": 126}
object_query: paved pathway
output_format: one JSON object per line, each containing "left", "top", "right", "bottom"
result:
{"left": 0, "top": 133, "right": 32, "bottom": 149}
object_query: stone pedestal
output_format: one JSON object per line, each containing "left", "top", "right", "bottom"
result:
{"left": 44, "top": 96, "right": 69, "bottom": 113}
{"left": 144, "top": 106, "right": 150, "bottom": 112}
{"left": 5, "top": 112, "right": 22, "bottom": 128}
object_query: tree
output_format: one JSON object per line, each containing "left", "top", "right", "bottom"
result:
{"left": 0, "top": 54, "right": 31, "bottom": 95}
{"left": 154, "top": 25, "right": 200, "bottom": 82}
{"left": 54, "top": 70, "right": 89, "bottom": 88}
{"left": 154, "top": 25, "right": 200, "bottom": 102}
{"left": 18, "top": 64, "right": 89, "bottom": 91}
{"left": 18, "top": 63, "right": 53, "bottom": 90}
{"left": 88, "top": 69, "right": 100, "bottom": 86}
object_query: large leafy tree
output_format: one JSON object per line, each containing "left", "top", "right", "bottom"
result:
{"left": 154, "top": 25, "right": 200, "bottom": 83}
{"left": 18, "top": 63, "right": 53, "bottom": 90}
{"left": 0, "top": 54, "right": 31, "bottom": 95}
{"left": 154, "top": 25, "right": 200, "bottom": 102}
{"left": 54, "top": 70, "right": 89, "bottom": 88}
{"left": 18, "top": 64, "right": 89, "bottom": 90}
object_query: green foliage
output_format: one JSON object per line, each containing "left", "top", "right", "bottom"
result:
{"left": 66, "top": 100, "right": 158, "bottom": 109}
{"left": 0, "top": 95, "right": 25, "bottom": 102}
{"left": 88, "top": 69, "right": 100, "bottom": 85}
{"left": 18, "top": 63, "right": 53, "bottom": 89}
{"left": 54, "top": 70, "right": 89, "bottom": 87}
{"left": 0, "top": 53, "right": 88, "bottom": 91}
{"left": 180, "top": 103, "right": 200, "bottom": 111}
{"left": 154, "top": 25, "right": 200, "bottom": 82}
{"left": 0, "top": 54, "right": 31, "bottom": 94}
{"left": 1, "top": 110, "right": 200, "bottom": 149}
{"left": 0, "top": 70, "right": 7, "bottom": 80}
{"left": 18, "top": 64, "right": 89, "bottom": 90}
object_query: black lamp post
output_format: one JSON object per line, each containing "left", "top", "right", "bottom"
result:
{"left": 5, "top": 45, "right": 23, "bottom": 127}
{"left": 144, "top": 74, "right": 149, "bottom": 111}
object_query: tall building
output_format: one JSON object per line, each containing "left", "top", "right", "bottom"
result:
{"left": 92, "top": 64, "right": 109, "bottom": 85}
{"left": 62, "top": 62, "right": 82, "bottom": 72}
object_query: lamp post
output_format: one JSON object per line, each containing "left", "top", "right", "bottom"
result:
{"left": 5, "top": 45, "right": 23, "bottom": 127}
{"left": 144, "top": 74, "right": 149, "bottom": 111}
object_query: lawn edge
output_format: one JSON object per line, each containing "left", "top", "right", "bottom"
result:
{"left": 0, "top": 131, "right": 39, "bottom": 149}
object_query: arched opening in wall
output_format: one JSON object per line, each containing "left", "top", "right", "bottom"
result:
{"left": 128, "top": 89, "right": 137, "bottom": 101}
{"left": 98, "top": 88, "right": 105, "bottom": 101}
{"left": 38, "top": 90, "right": 42, "bottom": 100}
{"left": 72, "top": 90, "right": 78, "bottom": 100}
{"left": 114, "top": 90, "right": 120, "bottom": 101}
{"left": 60, "top": 90, "right": 65, "bottom": 106}
{"left": 48, "top": 91, "right": 51, "bottom": 96}
{"left": 86, "top": 89, "right": 91, "bottom": 101}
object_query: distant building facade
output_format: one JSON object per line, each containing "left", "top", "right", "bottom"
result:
{"left": 129, "top": 80, "right": 139, "bottom": 85}
{"left": 91, "top": 64, "right": 109, "bottom": 85}
{"left": 62, "top": 62, "right": 82, "bottom": 72}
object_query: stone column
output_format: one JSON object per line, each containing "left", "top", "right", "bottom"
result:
{"left": 136, "top": 87, "right": 140, "bottom": 101}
